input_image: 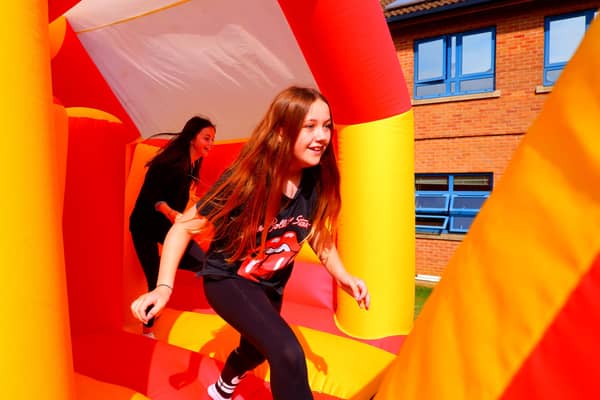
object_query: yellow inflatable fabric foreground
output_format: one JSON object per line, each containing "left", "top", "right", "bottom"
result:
{"left": 375, "top": 17, "right": 600, "bottom": 400}
{"left": 0, "top": 1, "right": 73, "bottom": 399}
{"left": 152, "top": 309, "right": 396, "bottom": 400}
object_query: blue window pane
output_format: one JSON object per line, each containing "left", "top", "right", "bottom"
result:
{"left": 545, "top": 69, "right": 561, "bottom": 84}
{"left": 414, "top": 28, "right": 495, "bottom": 99}
{"left": 416, "top": 215, "right": 448, "bottom": 227}
{"left": 415, "top": 173, "right": 492, "bottom": 234}
{"left": 416, "top": 215, "right": 449, "bottom": 234}
{"left": 459, "top": 77, "right": 493, "bottom": 92}
{"left": 453, "top": 196, "right": 486, "bottom": 210}
{"left": 454, "top": 174, "right": 492, "bottom": 191}
{"left": 548, "top": 16, "right": 586, "bottom": 64}
{"left": 462, "top": 31, "right": 493, "bottom": 74}
{"left": 417, "top": 38, "right": 444, "bottom": 81}
{"left": 450, "top": 36, "right": 457, "bottom": 78}
{"left": 450, "top": 216, "right": 475, "bottom": 232}
{"left": 416, "top": 83, "right": 446, "bottom": 98}
{"left": 416, "top": 195, "right": 448, "bottom": 210}
{"left": 416, "top": 175, "right": 448, "bottom": 191}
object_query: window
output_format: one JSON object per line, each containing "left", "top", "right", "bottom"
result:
{"left": 544, "top": 10, "right": 597, "bottom": 86}
{"left": 414, "top": 28, "right": 496, "bottom": 99}
{"left": 415, "top": 173, "right": 492, "bottom": 234}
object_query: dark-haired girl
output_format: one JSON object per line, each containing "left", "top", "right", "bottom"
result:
{"left": 129, "top": 116, "right": 215, "bottom": 336}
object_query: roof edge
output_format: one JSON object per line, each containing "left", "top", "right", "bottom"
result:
{"left": 385, "top": 0, "right": 497, "bottom": 24}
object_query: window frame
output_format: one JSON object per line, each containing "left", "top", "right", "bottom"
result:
{"left": 414, "top": 27, "right": 496, "bottom": 100}
{"left": 415, "top": 193, "right": 450, "bottom": 213}
{"left": 415, "top": 173, "right": 492, "bottom": 235}
{"left": 416, "top": 214, "right": 449, "bottom": 235}
{"left": 543, "top": 9, "right": 597, "bottom": 86}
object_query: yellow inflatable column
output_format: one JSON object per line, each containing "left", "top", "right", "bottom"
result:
{"left": 336, "top": 114, "right": 415, "bottom": 338}
{"left": 0, "top": 1, "right": 75, "bottom": 399}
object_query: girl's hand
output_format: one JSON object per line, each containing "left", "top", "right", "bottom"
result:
{"left": 168, "top": 210, "right": 183, "bottom": 223}
{"left": 130, "top": 285, "right": 172, "bottom": 324}
{"left": 338, "top": 275, "right": 370, "bottom": 310}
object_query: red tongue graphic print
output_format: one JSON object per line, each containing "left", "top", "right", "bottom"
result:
{"left": 237, "top": 231, "right": 300, "bottom": 282}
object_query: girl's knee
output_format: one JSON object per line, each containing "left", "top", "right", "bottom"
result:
{"left": 275, "top": 341, "right": 306, "bottom": 371}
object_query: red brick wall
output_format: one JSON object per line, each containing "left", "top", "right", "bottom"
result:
{"left": 388, "top": 0, "right": 600, "bottom": 277}
{"left": 416, "top": 237, "right": 460, "bottom": 277}
{"left": 415, "top": 134, "right": 522, "bottom": 183}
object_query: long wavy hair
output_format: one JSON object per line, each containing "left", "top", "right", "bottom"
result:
{"left": 199, "top": 86, "right": 341, "bottom": 261}
{"left": 147, "top": 116, "right": 215, "bottom": 176}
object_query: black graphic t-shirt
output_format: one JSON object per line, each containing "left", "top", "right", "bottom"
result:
{"left": 195, "top": 168, "right": 318, "bottom": 294}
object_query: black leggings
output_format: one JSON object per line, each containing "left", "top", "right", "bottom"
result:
{"left": 203, "top": 277, "right": 313, "bottom": 400}
{"left": 131, "top": 232, "right": 203, "bottom": 327}
{"left": 131, "top": 234, "right": 162, "bottom": 293}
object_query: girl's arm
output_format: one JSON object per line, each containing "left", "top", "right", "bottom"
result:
{"left": 131, "top": 206, "right": 208, "bottom": 323}
{"left": 155, "top": 200, "right": 181, "bottom": 223}
{"left": 309, "top": 234, "right": 370, "bottom": 310}
{"left": 141, "top": 162, "right": 181, "bottom": 222}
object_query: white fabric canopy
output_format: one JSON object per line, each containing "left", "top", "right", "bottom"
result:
{"left": 65, "top": 0, "right": 316, "bottom": 139}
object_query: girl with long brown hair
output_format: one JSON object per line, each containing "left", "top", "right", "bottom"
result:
{"left": 131, "top": 86, "right": 370, "bottom": 400}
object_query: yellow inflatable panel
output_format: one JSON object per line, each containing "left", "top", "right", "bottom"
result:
{"left": 157, "top": 309, "right": 395, "bottom": 399}
{"left": 336, "top": 111, "right": 415, "bottom": 338}
{"left": 0, "top": 1, "right": 75, "bottom": 399}
{"left": 66, "top": 106, "right": 123, "bottom": 122}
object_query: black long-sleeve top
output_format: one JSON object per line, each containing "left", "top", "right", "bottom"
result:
{"left": 129, "top": 156, "right": 198, "bottom": 242}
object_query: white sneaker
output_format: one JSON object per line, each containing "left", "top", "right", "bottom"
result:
{"left": 207, "top": 383, "right": 229, "bottom": 400}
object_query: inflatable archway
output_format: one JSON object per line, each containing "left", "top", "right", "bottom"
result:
{"left": 52, "top": 0, "right": 416, "bottom": 337}
{"left": 2, "top": 0, "right": 414, "bottom": 399}
{"left": 3, "top": 0, "right": 600, "bottom": 399}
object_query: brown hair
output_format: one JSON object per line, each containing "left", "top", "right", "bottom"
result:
{"left": 199, "top": 86, "right": 341, "bottom": 261}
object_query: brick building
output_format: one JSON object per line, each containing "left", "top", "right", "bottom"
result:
{"left": 380, "top": 0, "right": 599, "bottom": 281}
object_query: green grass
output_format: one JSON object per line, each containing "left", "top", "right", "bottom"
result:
{"left": 414, "top": 285, "right": 433, "bottom": 320}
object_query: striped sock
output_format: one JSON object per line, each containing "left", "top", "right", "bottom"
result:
{"left": 208, "top": 374, "right": 245, "bottom": 400}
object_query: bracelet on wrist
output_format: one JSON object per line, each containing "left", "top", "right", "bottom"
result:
{"left": 156, "top": 283, "right": 173, "bottom": 292}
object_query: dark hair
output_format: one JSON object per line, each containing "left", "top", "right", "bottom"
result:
{"left": 147, "top": 116, "right": 215, "bottom": 169}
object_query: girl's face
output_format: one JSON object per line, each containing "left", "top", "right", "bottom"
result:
{"left": 290, "top": 99, "right": 332, "bottom": 172}
{"left": 191, "top": 126, "right": 216, "bottom": 158}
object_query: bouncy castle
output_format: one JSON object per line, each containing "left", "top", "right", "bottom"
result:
{"left": 1, "top": 0, "right": 600, "bottom": 399}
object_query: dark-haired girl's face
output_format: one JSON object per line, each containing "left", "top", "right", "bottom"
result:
{"left": 289, "top": 99, "right": 331, "bottom": 173}
{"left": 191, "top": 126, "right": 216, "bottom": 158}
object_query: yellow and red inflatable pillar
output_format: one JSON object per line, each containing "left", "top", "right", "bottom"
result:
{"left": 279, "top": 0, "right": 415, "bottom": 338}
